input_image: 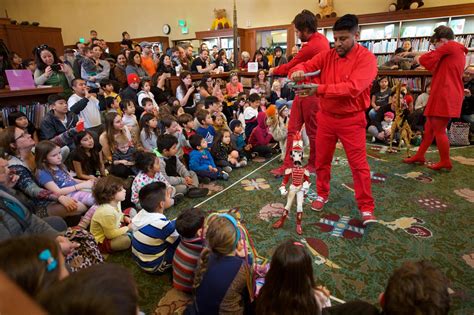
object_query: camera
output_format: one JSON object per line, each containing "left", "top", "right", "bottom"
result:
{"left": 50, "top": 64, "right": 61, "bottom": 72}
{"left": 193, "top": 81, "right": 200, "bottom": 88}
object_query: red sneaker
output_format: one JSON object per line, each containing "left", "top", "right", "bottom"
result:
{"left": 426, "top": 161, "right": 452, "bottom": 171}
{"left": 304, "top": 163, "right": 316, "bottom": 175}
{"left": 361, "top": 211, "right": 377, "bottom": 225}
{"left": 311, "top": 196, "right": 328, "bottom": 212}
{"left": 403, "top": 155, "right": 426, "bottom": 165}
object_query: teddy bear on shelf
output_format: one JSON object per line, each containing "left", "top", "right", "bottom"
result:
{"left": 211, "top": 8, "right": 231, "bottom": 30}
{"left": 316, "top": 0, "right": 337, "bottom": 19}
{"left": 389, "top": 0, "right": 424, "bottom": 12}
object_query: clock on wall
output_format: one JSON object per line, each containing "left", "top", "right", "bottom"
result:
{"left": 162, "top": 24, "right": 171, "bottom": 35}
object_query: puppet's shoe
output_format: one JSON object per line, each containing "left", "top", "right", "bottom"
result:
{"left": 361, "top": 211, "right": 377, "bottom": 226}
{"left": 403, "top": 155, "right": 426, "bottom": 164}
{"left": 311, "top": 196, "right": 328, "bottom": 212}
{"left": 296, "top": 212, "right": 303, "bottom": 235}
{"left": 427, "top": 161, "right": 452, "bottom": 171}
{"left": 272, "top": 210, "right": 289, "bottom": 229}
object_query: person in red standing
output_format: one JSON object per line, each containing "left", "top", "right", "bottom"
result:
{"left": 290, "top": 14, "right": 378, "bottom": 225}
{"left": 402, "top": 26, "right": 468, "bottom": 171}
{"left": 269, "top": 10, "right": 330, "bottom": 176}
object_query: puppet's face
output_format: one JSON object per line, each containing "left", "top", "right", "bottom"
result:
{"left": 291, "top": 150, "right": 303, "bottom": 165}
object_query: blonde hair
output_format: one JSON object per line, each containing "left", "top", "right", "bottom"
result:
{"left": 193, "top": 216, "right": 238, "bottom": 290}
{"left": 241, "top": 51, "right": 250, "bottom": 59}
{"left": 271, "top": 80, "right": 281, "bottom": 91}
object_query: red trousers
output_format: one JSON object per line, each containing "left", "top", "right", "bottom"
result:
{"left": 316, "top": 111, "right": 374, "bottom": 212}
{"left": 283, "top": 94, "right": 319, "bottom": 167}
{"left": 413, "top": 116, "right": 451, "bottom": 163}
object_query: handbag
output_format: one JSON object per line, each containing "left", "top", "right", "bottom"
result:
{"left": 64, "top": 228, "right": 104, "bottom": 272}
{"left": 448, "top": 122, "right": 470, "bottom": 146}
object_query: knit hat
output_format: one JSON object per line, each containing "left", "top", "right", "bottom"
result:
{"left": 277, "top": 103, "right": 288, "bottom": 115}
{"left": 127, "top": 73, "right": 140, "bottom": 85}
{"left": 384, "top": 111, "right": 394, "bottom": 119}
{"left": 229, "top": 119, "right": 242, "bottom": 132}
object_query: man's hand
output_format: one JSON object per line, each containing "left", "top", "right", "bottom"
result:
{"left": 268, "top": 67, "right": 275, "bottom": 75}
{"left": 291, "top": 70, "right": 305, "bottom": 82}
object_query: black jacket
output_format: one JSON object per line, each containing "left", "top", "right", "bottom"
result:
{"left": 39, "top": 110, "right": 79, "bottom": 147}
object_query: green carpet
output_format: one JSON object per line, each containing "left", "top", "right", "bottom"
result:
{"left": 108, "top": 144, "right": 474, "bottom": 314}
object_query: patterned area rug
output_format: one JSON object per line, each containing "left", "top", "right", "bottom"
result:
{"left": 108, "top": 145, "right": 474, "bottom": 314}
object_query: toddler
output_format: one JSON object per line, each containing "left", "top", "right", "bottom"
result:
{"left": 188, "top": 134, "right": 229, "bottom": 181}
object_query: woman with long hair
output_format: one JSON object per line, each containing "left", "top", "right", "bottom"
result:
{"left": 176, "top": 70, "right": 196, "bottom": 113}
{"left": 125, "top": 51, "right": 148, "bottom": 81}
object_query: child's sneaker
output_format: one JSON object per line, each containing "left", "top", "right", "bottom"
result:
{"left": 239, "top": 160, "right": 247, "bottom": 167}
{"left": 223, "top": 166, "right": 233, "bottom": 173}
{"left": 174, "top": 193, "right": 185, "bottom": 205}
{"left": 311, "top": 196, "right": 328, "bottom": 212}
{"left": 220, "top": 171, "right": 230, "bottom": 181}
{"left": 361, "top": 211, "right": 377, "bottom": 225}
{"left": 198, "top": 176, "right": 211, "bottom": 184}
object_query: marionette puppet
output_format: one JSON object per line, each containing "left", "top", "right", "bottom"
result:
{"left": 273, "top": 132, "right": 310, "bottom": 235}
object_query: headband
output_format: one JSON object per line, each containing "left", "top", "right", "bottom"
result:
{"left": 219, "top": 213, "right": 241, "bottom": 250}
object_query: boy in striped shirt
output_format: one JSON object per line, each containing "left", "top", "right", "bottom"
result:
{"left": 172, "top": 208, "right": 205, "bottom": 293}
{"left": 131, "top": 182, "right": 180, "bottom": 274}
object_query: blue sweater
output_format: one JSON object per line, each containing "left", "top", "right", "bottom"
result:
{"left": 189, "top": 149, "right": 216, "bottom": 172}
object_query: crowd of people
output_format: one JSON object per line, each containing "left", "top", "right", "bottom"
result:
{"left": 0, "top": 8, "right": 470, "bottom": 315}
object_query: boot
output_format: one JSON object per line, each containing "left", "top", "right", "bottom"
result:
{"left": 296, "top": 212, "right": 303, "bottom": 235}
{"left": 273, "top": 210, "right": 289, "bottom": 229}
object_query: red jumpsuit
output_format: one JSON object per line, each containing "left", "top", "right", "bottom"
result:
{"left": 290, "top": 44, "right": 378, "bottom": 213}
{"left": 273, "top": 32, "right": 330, "bottom": 170}
{"left": 407, "top": 41, "right": 467, "bottom": 169}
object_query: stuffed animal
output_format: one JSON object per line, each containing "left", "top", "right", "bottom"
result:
{"left": 316, "top": 0, "right": 337, "bottom": 19}
{"left": 389, "top": 0, "right": 424, "bottom": 12}
{"left": 211, "top": 8, "right": 231, "bottom": 30}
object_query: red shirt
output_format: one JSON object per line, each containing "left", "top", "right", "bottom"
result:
{"left": 273, "top": 32, "right": 330, "bottom": 76}
{"left": 419, "top": 41, "right": 467, "bottom": 118}
{"left": 291, "top": 44, "right": 378, "bottom": 115}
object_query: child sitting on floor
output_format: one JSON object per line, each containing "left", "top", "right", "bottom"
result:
{"left": 211, "top": 130, "right": 247, "bottom": 171}
{"left": 248, "top": 111, "right": 274, "bottom": 158}
{"left": 131, "top": 151, "right": 179, "bottom": 206}
{"left": 256, "top": 239, "right": 331, "bottom": 315}
{"left": 229, "top": 119, "right": 252, "bottom": 161}
{"left": 244, "top": 93, "right": 260, "bottom": 139}
{"left": 139, "top": 113, "right": 159, "bottom": 152}
{"left": 195, "top": 109, "right": 216, "bottom": 147}
{"left": 90, "top": 175, "right": 131, "bottom": 253}
{"left": 111, "top": 133, "right": 138, "bottom": 178}
{"left": 140, "top": 97, "right": 158, "bottom": 118}
{"left": 154, "top": 134, "right": 207, "bottom": 198}
{"left": 172, "top": 207, "right": 206, "bottom": 293}
{"left": 189, "top": 134, "right": 229, "bottom": 181}
{"left": 132, "top": 182, "right": 179, "bottom": 274}
{"left": 186, "top": 215, "right": 251, "bottom": 314}
{"left": 212, "top": 112, "right": 229, "bottom": 133}
{"left": 162, "top": 115, "right": 187, "bottom": 158}
{"left": 177, "top": 113, "right": 196, "bottom": 163}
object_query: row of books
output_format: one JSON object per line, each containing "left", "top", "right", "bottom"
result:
{"left": 1, "top": 103, "right": 49, "bottom": 128}
{"left": 387, "top": 77, "right": 425, "bottom": 92}
{"left": 454, "top": 35, "right": 473, "bottom": 48}
{"left": 360, "top": 39, "right": 398, "bottom": 54}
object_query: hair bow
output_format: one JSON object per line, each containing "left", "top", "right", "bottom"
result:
{"left": 39, "top": 249, "right": 57, "bottom": 272}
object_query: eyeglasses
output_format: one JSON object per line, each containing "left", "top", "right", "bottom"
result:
{"left": 15, "top": 132, "right": 30, "bottom": 141}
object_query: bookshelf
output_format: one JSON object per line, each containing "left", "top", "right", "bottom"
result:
{"left": 317, "top": 5, "right": 474, "bottom": 67}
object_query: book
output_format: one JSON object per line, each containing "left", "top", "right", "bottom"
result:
{"left": 416, "top": 26, "right": 432, "bottom": 37}
{"left": 449, "top": 19, "right": 465, "bottom": 35}
{"left": 247, "top": 62, "right": 258, "bottom": 73}
{"left": 402, "top": 26, "right": 417, "bottom": 38}
{"left": 360, "top": 28, "right": 375, "bottom": 40}
{"left": 384, "top": 24, "right": 395, "bottom": 38}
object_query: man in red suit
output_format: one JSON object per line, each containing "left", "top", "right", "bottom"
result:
{"left": 290, "top": 14, "right": 378, "bottom": 225}
{"left": 269, "top": 10, "right": 330, "bottom": 176}
{"left": 402, "top": 26, "right": 468, "bottom": 171}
